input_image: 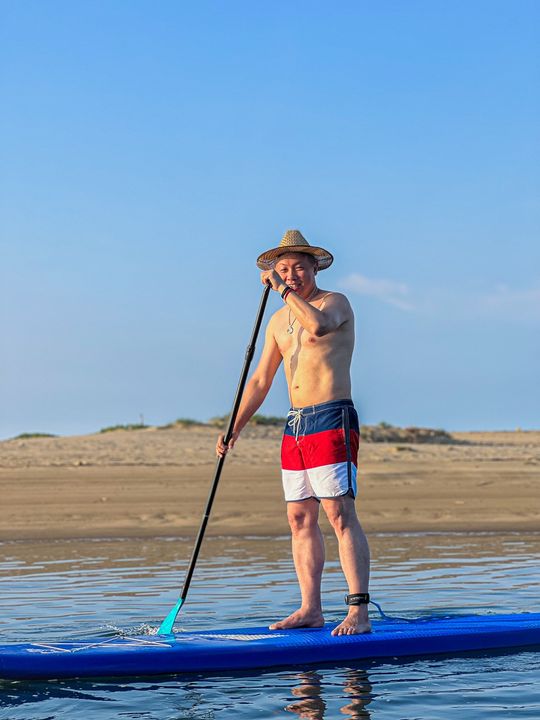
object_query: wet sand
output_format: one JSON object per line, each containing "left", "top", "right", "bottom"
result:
{"left": 0, "top": 427, "right": 538, "bottom": 540}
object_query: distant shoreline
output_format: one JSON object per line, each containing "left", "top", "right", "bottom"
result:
{"left": 3, "top": 418, "right": 538, "bottom": 444}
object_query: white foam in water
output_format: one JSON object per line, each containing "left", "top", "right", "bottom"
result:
{"left": 100, "top": 623, "right": 160, "bottom": 637}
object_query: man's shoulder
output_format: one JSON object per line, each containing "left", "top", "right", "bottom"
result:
{"left": 269, "top": 305, "right": 288, "bottom": 321}
{"left": 267, "top": 305, "right": 288, "bottom": 330}
{"left": 324, "top": 290, "right": 349, "bottom": 302}
{"left": 322, "top": 290, "right": 353, "bottom": 308}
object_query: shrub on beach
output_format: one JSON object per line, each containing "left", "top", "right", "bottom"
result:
{"left": 208, "top": 414, "right": 285, "bottom": 428}
{"left": 360, "top": 423, "right": 456, "bottom": 444}
{"left": 158, "top": 418, "right": 204, "bottom": 429}
{"left": 250, "top": 414, "right": 286, "bottom": 426}
{"left": 208, "top": 415, "right": 228, "bottom": 427}
{"left": 99, "top": 424, "right": 149, "bottom": 433}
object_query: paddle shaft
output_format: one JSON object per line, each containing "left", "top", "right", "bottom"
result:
{"left": 178, "top": 284, "right": 271, "bottom": 605}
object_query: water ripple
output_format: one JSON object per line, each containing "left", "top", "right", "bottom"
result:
{"left": 0, "top": 532, "right": 539, "bottom": 719}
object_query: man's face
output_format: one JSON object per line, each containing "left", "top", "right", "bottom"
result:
{"left": 274, "top": 253, "right": 317, "bottom": 297}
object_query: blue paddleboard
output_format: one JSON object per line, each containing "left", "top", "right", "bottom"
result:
{"left": 1, "top": 613, "right": 539, "bottom": 680}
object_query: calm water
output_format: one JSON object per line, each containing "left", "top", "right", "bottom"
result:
{"left": 0, "top": 532, "right": 539, "bottom": 719}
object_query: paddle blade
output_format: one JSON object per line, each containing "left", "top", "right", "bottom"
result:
{"left": 158, "top": 598, "right": 184, "bottom": 635}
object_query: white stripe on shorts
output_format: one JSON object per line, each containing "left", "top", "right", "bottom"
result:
{"left": 282, "top": 462, "right": 357, "bottom": 502}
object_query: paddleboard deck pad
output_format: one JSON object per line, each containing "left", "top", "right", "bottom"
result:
{"left": 1, "top": 613, "right": 539, "bottom": 680}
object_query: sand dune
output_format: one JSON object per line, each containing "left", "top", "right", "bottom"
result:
{"left": 0, "top": 427, "right": 538, "bottom": 540}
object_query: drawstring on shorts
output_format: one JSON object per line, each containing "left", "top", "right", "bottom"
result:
{"left": 287, "top": 408, "right": 304, "bottom": 441}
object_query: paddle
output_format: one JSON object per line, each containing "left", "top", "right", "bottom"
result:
{"left": 158, "top": 283, "right": 272, "bottom": 635}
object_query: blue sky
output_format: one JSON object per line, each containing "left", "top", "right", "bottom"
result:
{"left": 1, "top": 0, "right": 539, "bottom": 438}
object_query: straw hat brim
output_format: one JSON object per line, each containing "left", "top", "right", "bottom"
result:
{"left": 256, "top": 245, "right": 333, "bottom": 271}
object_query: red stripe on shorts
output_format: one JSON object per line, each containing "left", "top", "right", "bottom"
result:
{"left": 281, "top": 428, "right": 359, "bottom": 471}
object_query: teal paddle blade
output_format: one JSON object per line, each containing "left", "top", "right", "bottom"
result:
{"left": 158, "top": 598, "right": 184, "bottom": 635}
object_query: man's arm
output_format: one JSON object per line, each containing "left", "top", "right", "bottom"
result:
{"left": 261, "top": 269, "right": 352, "bottom": 337}
{"left": 283, "top": 291, "right": 352, "bottom": 337}
{"left": 216, "top": 318, "right": 282, "bottom": 456}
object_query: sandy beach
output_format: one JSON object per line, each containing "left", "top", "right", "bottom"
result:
{"left": 0, "top": 426, "right": 538, "bottom": 541}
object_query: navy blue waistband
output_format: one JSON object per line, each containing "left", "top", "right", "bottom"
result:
{"left": 289, "top": 398, "right": 354, "bottom": 415}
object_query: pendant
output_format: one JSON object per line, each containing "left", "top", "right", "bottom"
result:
{"left": 287, "top": 325, "right": 294, "bottom": 334}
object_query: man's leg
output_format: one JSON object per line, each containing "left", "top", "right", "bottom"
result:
{"left": 321, "top": 494, "right": 371, "bottom": 636}
{"left": 269, "top": 498, "right": 325, "bottom": 630}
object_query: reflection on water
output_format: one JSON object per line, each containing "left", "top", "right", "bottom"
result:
{"left": 0, "top": 532, "right": 539, "bottom": 719}
{"left": 285, "top": 671, "right": 328, "bottom": 719}
{"left": 285, "top": 668, "right": 373, "bottom": 719}
{"left": 341, "top": 668, "right": 374, "bottom": 719}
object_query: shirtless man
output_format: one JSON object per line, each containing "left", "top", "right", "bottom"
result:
{"left": 216, "top": 230, "right": 371, "bottom": 636}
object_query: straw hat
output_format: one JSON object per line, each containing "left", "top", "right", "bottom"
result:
{"left": 256, "top": 229, "right": 334, "bottom": 271}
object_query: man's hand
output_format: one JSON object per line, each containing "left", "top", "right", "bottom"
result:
{"left": 216, "top": 431, "right": 239, "bottom": 458}
{"left": 261, "top": 269, "right": 283, "bottom": 292}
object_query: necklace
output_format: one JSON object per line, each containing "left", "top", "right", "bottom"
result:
{"left": 287, "top": 286, "right": 320, "bottom": 334}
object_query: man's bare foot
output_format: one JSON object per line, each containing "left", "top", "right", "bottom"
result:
{"left": 331, "top": 608, "right": 372, "bottom": 636}
{"left": 269, "top": 608, "right": 324, "bottom": 631}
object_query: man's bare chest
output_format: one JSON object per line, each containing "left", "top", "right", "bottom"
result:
{"left": 274, "top": 319, "right": 332, "bottom": 358}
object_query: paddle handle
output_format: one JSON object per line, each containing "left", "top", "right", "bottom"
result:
{"left": 179, "top": 283, "right": 271, "bottom": 604}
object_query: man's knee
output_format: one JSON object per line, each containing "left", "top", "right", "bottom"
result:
{"left": 323, "top": 496, "right": 358, "bottom": 535}
{"left": 286, "top": 501, "right": 319, "bottom": 534}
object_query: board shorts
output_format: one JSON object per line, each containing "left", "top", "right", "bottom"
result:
{"left": 281, "top": 399, "right": 360, "bottom": 502}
